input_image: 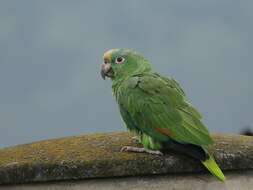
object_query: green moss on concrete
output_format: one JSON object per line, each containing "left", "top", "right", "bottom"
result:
{"left": 0, "top": 132, "right": 252, "bottom": 184}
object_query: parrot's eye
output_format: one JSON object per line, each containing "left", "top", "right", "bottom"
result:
{"left": 115, "top": 57, "right": 125, "bottom": 64}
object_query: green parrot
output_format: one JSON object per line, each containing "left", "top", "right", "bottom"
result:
{"left": 101, "top": 48, "right": 225, "bottom": 181}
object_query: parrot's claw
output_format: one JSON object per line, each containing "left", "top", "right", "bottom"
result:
{"left": 131, "top": 136, "right": 140, "bottom": 143}
{"left": 120, "top": 146, "right": 163, "bottom": 156}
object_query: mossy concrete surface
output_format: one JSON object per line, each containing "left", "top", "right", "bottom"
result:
{"left": 0, "top": 132, "right": 252, "bottom": 185}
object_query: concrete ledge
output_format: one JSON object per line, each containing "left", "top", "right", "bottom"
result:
{"left": 0, "top": 132, "right": 253, "bottom": 185}
{"left": 1, "top": 171, "right": 253, "bottom": 190}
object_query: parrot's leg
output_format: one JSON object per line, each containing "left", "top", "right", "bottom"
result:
{"left": 120, "top": 146, "right": 163, "bottom": 156}
{"left": 131, "top": 136, "right": 141, "bottom": 143}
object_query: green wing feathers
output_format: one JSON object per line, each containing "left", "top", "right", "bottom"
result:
{"left": 118, "top": 72, "right": 213, "bottom": 146}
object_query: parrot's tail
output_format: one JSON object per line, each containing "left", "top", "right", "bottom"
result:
{"left": 201, "top": 156, "right": 226, "bottom": 182}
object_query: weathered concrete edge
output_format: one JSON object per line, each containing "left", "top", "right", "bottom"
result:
{"left": 0, "top": 132, "right": 252, "bottom": 185}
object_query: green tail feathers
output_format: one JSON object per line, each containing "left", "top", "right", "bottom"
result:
{"left": 202, "top": 156, "right": 226, "bottom": 182}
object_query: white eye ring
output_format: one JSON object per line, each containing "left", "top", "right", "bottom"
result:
{"left": 115, "top": 57, "right": 125, "bottom": 64}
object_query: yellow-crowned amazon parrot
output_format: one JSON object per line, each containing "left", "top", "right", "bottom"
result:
{"left": 101, "top": 49, "right": 225, "bottom": 181}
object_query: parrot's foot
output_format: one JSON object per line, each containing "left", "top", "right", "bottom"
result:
{"left": 120, "top": 146, "right": 163, "bottom": 156}
{"left": 131, "top": 136, "right": 140, "bottom": 143}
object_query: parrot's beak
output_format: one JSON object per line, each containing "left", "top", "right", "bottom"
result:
{"left": 101, "top": 63, "right": 113, "bottom": 80}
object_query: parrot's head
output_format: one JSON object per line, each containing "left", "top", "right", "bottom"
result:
{"left": 101, "top": 49, "right": 151, "bottom": 81}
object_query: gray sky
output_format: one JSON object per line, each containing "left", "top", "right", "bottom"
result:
{"left": 0, "top": 0, "right": 252, "bottom": 148}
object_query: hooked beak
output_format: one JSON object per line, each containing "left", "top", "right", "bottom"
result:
{"left": 101, "top": 63, "right": 113, "bottom": 80}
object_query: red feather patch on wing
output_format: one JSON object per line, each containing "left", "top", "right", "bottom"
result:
{"left": 155, "top": 128, "right": 172, "bottom": 136}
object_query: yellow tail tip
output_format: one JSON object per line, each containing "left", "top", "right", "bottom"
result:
{"left": 202, "top": 156, "right": 226, "bottom": 182}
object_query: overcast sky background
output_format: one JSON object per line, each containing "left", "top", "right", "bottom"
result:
{"left": 0, "top": 1, "right": 252, "bottom": 148}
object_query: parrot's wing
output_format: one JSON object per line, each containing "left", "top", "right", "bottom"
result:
{"left": 119, "top": 73, "right": 213, "bottom": 146}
